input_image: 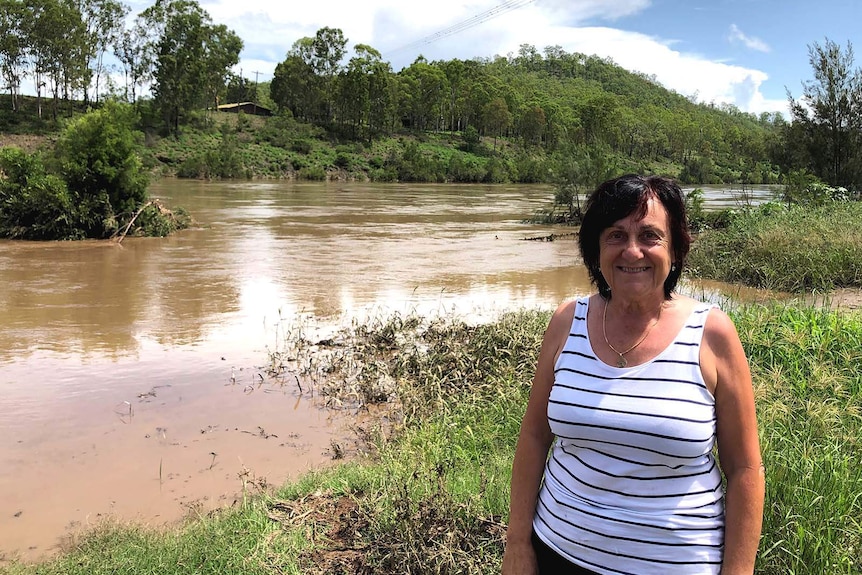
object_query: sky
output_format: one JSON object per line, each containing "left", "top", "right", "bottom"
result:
{"left": 119, "top": 0, "right": 861, "bottom": 117}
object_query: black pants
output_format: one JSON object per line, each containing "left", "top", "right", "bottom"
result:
{"left": 532, "top": 530, "right": 600, "bottom": 575}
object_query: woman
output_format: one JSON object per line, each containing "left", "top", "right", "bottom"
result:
{"left": 502, "top": 174, "right": 764, "bottom": 575}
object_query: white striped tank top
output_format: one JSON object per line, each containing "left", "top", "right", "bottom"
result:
{"left": 533, "top": 297, "right": 725, "bottom": 575}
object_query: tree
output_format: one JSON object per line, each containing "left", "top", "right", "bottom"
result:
{"left": 401, "top": 56, "right": 448, "bottom": 131}
{"left": 28, "top": 0, "right": 79, "bottom": 118}
{"left": 202, "top": 24, "right": 242, "bottom": 110}
{"left": 143, "top": 0, "right": 241, "bottom": 135}
{"left": 483, "top": 96, "right": 511, "bottom": 150}
{"left": 75, "top": 0, "right": 128, "bottom": 104}
{"left": 53, "top": 101, "right": 149, "bottom": 236}
{"left": 787, "top": 38, "right": 862, "bottom": 189}
{"left": 311, "top": 27, "right": 346, "bottom": 124}
{"left": 271, "top": 49, "right": 318, "bottom": 120}
{"left": 0, "top": 0, "right": 26, "bottom": 111}
{"left": 114, "top": 15, "right": 152, "bottom": 103}
{"left": 0, "top": 147, "right": 77, "bottom": 239}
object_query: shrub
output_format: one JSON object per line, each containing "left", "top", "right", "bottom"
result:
{"left": 291, "top": 139, "right": 313, "bottom": 154}
{"left": 0, "top": 148, "right": 80, "bottom": 240}
{"left": 53, "top": 101, "right": 149, "bottom": 223}
{"left": 298, "top": 166, "right": 327, "bottom": 180}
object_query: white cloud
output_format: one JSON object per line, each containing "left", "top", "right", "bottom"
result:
{"left": 728, "top": 24, "right": 770, "bottom": 53}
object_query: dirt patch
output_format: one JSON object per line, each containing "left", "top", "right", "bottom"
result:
{"left": 0, "top": 134, "right": 52, "bottom": 152}
{"left": 268, "top": 491, "right": 371, "bottom": 575}
{"left": 266, "top": 480, "right": 507, "bottom": 575}
{"left": 801, "top": 287, "right": 862, "bottom": 311}
{"left": 830, "top": 288, "right": 862, "bottom": 310}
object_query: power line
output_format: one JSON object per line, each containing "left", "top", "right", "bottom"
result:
{"left": 384, "top": 0, "right": 537, "bottom": 57}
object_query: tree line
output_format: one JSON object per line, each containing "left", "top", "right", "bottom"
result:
{"left": 1, "top": 0, "right": 861, "bottom": 194}
{"left": 0, "top": 0, "right": 241, "bottom": 134}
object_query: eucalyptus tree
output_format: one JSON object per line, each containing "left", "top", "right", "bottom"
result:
{"left": 141, "top": 0, "right": 242, "bottom": 135}
{"left": 0, "top": 0, "right": 26, "bottom": 111}
{"left": 519, "top": 102, "right": 547, "bottom": 146}
{"left": 74, "top": 0, "right": 129, "bottom": 104}
{"left": 28, "top": 0, "right": 86, "bottom": 118}
{"left": 483, "top": 96, "right": 511, "bottom": 149}
{"left": 114, "top": 15, "right": 152, "bottom": 103}
{"left": 202, "top": 23, "right": 242, "bottom": 110}
{"left": 311, "top": 27, "right": 346, "bottom": 125}
{"left": 338, "top": 43, "right": 392, "bottom": 140}
{"left": 271, "top": 41, "right": 319, "bottom": 121}
{"left": 788, "top": 38, "right": 862, "bottom": 189}
{"left": 399, "top": 56, "right": 448, "bottom": 131}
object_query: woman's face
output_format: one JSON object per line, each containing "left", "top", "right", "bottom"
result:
{"left": 598, "top": 197, "right": 674, "bottom": 301}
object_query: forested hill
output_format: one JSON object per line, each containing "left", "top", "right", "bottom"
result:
{"left": 2, "top": 0, "right": 846, "bottom": 188}
{"left": 261, "top": 34, "right": 783, "bottom": 185}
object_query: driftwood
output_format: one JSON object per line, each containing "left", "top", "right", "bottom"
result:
{"left": 112, "top": 200, "right": 163, "bottom": 244}
{"left": 522, "top": 231, "right": 578, "bottom": 242}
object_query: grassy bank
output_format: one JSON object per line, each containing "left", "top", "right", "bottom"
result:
{"left": 688, "top": 201, "right": 862, "bottom": 292}
{"left": 2, "top": 304, "right": 861, "bottom": 574}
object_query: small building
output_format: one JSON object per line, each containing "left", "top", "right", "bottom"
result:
{"left": 216, "top": 102, "right": 272, "bottom": 117}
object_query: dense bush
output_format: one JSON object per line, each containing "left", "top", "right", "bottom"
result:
{"left": 0, "top": 148, "right": 80, "bottom": 239}
{"left": 0, "top": 102, "right": 185, "bottom": 240}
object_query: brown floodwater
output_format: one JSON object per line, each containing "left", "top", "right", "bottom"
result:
{"left": 0, "top": 180, "right": 780, "bottom": 561}
{"left": 0, "top": 180, "right": 588, "bottom": 561}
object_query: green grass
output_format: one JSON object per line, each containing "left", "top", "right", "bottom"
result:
{"left": 3, "top": 304, "right": 860, "bottom": 574}
{"left": 688, "top": 201, "right": 862, "bottom": 292}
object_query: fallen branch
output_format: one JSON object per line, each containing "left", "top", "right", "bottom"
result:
{"left": 112, "top": 200, "right": 159, "bottom": 244}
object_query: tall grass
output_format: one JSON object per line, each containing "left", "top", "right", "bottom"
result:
{"left": 688, "top": 202, "right": 862, "bottom": 292}
{"left": 734, "top": 304, "right": 862, "bottom": 574}
{"left": 3, "top": 305, "right": 860, "bottom": 574}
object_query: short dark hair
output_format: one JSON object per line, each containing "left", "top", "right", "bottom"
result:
{"left": 577, "top": 174, "right": 691, "bottom": 299}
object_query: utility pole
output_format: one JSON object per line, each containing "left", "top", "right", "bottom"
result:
{"left": 252, "top": 70, "right": 261, "bottom": 115}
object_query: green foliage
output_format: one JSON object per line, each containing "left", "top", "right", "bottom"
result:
{"left": 177, "top": 125, "right": 245, "bottom": 179}
{"left": 461, "top": 125, "right": 481, "bottom": 152}
{"left": 297, "top": 165, "right": 326, "bottom": 180}
{"left": 679, "top": 156, "right": 717, "bottom": 184}
{"left": 483, "top": 156, "right": 510, "bottom": 183}
{"left": 135, "top": 204, "right": 191, "bottom": 237}
{"left": 0, "top": 103, "right": 186, "bottom": 240}
{"left": 447, "top": 151, "right": 485, "bottom": 183}
{"left": 688, "top": 201, "right": 862, "bottom": 291}
{"left": 54, "top": 101, "right": 149, "bottom": 221}
{"left": 395, "top": 141, "right": 446, "bottom": 182}
{"left": 0, "top": 147, "right": 80, "bottom": 239}
{"left": 782, "top": 169, "right": 852, "bottom": 206}
{"left": 731, "top": 304, "right": 862, "bottom": 574}
{"left": 783, "top": 38, "right": 862, "bottom": 190}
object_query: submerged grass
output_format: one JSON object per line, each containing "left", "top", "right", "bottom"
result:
{"left": 2, "top": 305, "right": 861, "bottom": 574}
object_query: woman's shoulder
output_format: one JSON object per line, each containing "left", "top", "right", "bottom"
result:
{"left": 545, "top": 297, "right": 587, "bottom": 338}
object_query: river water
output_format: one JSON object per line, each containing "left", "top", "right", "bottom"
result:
{"left": 0, "top": 180, "right": 778, "bottom": 560}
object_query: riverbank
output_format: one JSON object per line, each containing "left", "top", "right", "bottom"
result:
{"left": 2, "top": 302, "right": 860, "bottom": 575}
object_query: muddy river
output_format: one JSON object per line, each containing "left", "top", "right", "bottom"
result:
{"left": 0, "top": 180, "right": 778, "bottom": 561}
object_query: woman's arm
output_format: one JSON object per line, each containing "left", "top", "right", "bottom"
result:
{"left": 703, "top": 309, "right": 765, "bottom": 575}
{"left": 502, "top": 301, "right": 573, "bottom": 575}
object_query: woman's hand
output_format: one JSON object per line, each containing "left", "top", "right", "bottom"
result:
{"left": 501, "top": 540, "right": 539, "bottom": 575}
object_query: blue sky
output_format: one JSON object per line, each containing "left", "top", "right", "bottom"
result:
{"left": 120, "top": 0, "right": 858, "bottom": 116}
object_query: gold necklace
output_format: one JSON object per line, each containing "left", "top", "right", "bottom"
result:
{"left": 602, "top": 301, "right": 662, "bottom": 368}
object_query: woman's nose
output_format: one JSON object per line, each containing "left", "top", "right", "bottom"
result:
{"left": 623, "top": 238, "right": 643, "bottom": 258}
